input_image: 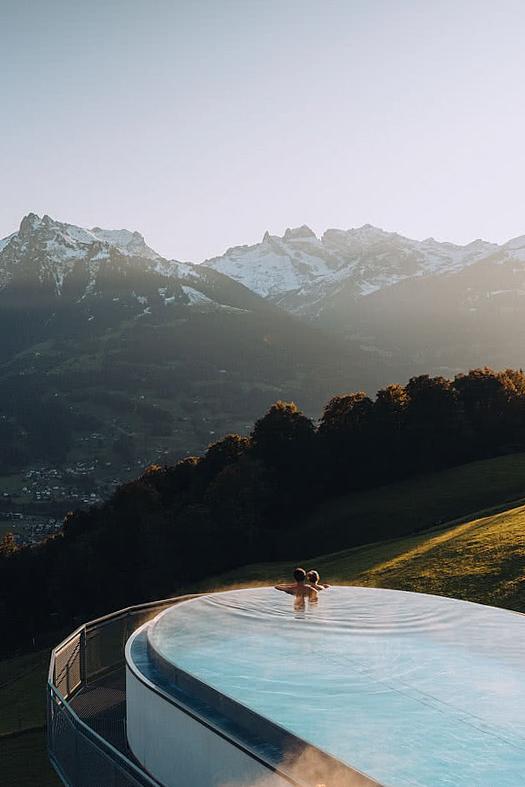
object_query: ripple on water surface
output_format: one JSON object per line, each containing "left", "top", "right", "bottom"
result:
{"left": 147, "top": 587, "right": 525, "bottom": 786}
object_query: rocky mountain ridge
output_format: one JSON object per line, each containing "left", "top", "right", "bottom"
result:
{"left": 4, "top": 211, "right": 525, "bottom": 380}
{"left": 0, "top": 213, "right": 226, "bottom": 306}
{"left": 203, "top": 221, "right": 525, "bottom": 374}
{"left": 5, "top": 215, "right": 525, "bottom": 318}
{"left": 204, "top": 223, "right": 502, "bottom": 315}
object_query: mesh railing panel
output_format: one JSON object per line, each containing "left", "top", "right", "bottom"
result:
{"left": 48, "top": 595, "right": 198, "bottom": 785}
{"left": 83, "top": 599, "right": 192, "bottom": 683}
{"left": 85, "top": 615, "right": 128, "bottom": 683}
{"left": 54, "top": 629, "right": 83, "bottom": 698}
{"left": 49, "top": 689, "right": 80, "bottom": 783}
{"left": 48, "top": 684, "right": 157, "bottom": 786}
{"left": 74, "top": 717, "right": 146, "bottom": 787}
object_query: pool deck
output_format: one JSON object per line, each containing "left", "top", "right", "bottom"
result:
{"left": 69, "top": 669, "right": 128, "bottom": 754}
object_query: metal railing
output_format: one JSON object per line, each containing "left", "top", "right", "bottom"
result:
{"left": 47, "top": 594, "right": 199, "bottom": 786}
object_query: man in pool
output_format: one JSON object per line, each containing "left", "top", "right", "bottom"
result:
{"left": 274, "top": 567, "right": 319, "bottom": 602}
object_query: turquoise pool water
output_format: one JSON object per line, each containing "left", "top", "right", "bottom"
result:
{"left": 147, "top": 587, "right": 525, "bottom": 786}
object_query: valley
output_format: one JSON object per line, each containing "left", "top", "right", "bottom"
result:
{"left": 4, "top": 211, "right": 525, "bottom": 521}
{"left": 0, "top": 214, "right": 382, "bottom": 527}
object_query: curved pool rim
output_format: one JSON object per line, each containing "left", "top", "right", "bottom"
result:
{"left": 135, "top": 585, "right": 525, "bottom": 787}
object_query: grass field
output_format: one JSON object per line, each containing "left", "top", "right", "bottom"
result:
{"left": 0, "top": 650, "right": 60, "bottom": 785}
{"left": 202, "top": 503, "right": 525, "bottom": 613}
{"left": 299, "top": 452, "right": 525, "bottom": 553}
{"left": 0, "top": 730, "right": 60, "bottom": 787}
{"left": 0, "top": 650, "right": 50, "bottom": 735}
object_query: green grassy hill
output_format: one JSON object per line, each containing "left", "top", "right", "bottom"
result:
{"left": 202, "top": 502, "right": 525, "bottom": 613}
{"left": 195, "top": 451, "right": 525, "bottom": 610}
{"left": 0, "top": 650, "right": 60, "bottom": 786}
{"left": 0, "top": 731, "right": 59, "bottom": 787}
{"left": 299, "top": 451, "right": 525, "bottom": 554}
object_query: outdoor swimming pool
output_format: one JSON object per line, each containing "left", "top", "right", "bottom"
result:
{"left": 146, "top": 586, "right": 525, "bottom": 786}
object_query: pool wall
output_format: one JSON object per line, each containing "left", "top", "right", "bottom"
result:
{"left": 126, "top": 613, "right": 381, "bottom": 787}
{"left": 126, "top": 625, "right": 293, "bottom": 787}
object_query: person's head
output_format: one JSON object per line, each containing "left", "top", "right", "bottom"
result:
{"left": 293, "top": 567, "right": 307, "bottom": 583}
{"left": 307, "top": 570, "right": 320, "bottom": 585}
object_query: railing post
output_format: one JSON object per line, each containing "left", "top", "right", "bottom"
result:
{"left": 125, "top": 609, "right": 131, "bottom": 653}
{"left": 75, "top": 709, "right": 79, "bottom": 786}
{"left": 46, "top": 684, "right": 52, "bottom": 756}
{"left": 80, "top": 626, "right": 87, "bottom": 687}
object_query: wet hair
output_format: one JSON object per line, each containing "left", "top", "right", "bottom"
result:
{"left": 293, "top": 567, "right": 307, "bottom": 582}
{"left": 307, "top": 570, "right": 320, "bottom": 584}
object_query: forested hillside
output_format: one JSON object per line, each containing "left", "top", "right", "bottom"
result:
{"left": 2, "top": 366, "right": 525, "bottom": 652}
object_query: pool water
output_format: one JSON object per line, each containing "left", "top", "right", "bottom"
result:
{"left": 147, "top": 587, "right": 525, "bottom": 786}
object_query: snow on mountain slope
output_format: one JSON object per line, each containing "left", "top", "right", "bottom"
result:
{"left": 5, "top": 214, "right": 525, "bottom": 323}
{"left": 205, "top": 224, "right": 499, "bottom": 315}
{"left": 153, "top": 258, "right": 202, "bottom": 282}
{"left": 89, "top": 226, "right": 160, "bottom": 259}
{"left": 206, "top": 225, "right": 341, "bottom": 299}
{"left": 0, "top": 232, "right": 15, "bottom": 253}
{"left": 0, "top": 213, "right": 165, "bottom": 294}
{"left": 11, "top": 213, "right": 160, "bottom": 260}
{"left": 0, "top": 214, "right": 252, "bottom": 313}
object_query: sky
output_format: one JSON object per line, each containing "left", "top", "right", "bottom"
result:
{"left": 2, "top": 0, "right": 525, "bottom": 261}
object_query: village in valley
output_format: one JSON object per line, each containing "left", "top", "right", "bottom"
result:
{"left": 0, "top": 449, "right": 170, "bottom": 546}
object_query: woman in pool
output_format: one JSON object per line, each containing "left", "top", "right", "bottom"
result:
{"left": 307, "top": 569, "right": 330, "bottom": 591}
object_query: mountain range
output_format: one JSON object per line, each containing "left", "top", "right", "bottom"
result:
{"left": 206, "top": 223, "right": 497, "bottom": 309}
{"left": 2, "top": 211, "right": 525, "bottom": 487}
{"left": 0, "top": 214, "right": 373, "bottom": 485}
{"left": 206, "top": 223, "right": 525, "bottom": 374}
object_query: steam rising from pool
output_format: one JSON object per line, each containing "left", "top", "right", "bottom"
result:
{"left": 148, "top": 587, "right": 525, "bottom": 786}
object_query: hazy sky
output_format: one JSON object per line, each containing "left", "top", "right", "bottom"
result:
{"left": 2, "top": 0, "right": 525, "bottom": 260}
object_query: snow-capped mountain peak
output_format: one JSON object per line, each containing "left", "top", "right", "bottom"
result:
{"left": 0, "top": 213, "right": 265, "bottom": 317}
{"left": 206, "top": 225, "right": 337, "bottom": 300}
{"left": 205, "top": 224, "right": 503, "bottom": 314}
{"left": 0, "top": 213, "right": 163, "bottom": 296}
{"left": 8, "top": 213, "right": 160, "bottom": 260}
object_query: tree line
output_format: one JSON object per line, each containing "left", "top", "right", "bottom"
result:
{"left": 2, "top": 366, "right": 525, "bottom": 652}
